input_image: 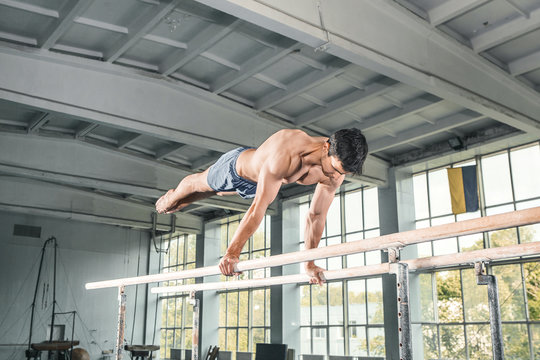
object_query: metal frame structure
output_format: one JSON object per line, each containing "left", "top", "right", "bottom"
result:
{"left": 86, "top": 207, "right": 540, "bottom": 360}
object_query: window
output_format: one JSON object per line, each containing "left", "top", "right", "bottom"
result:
{"left": 413, "top": 141, "right": 540, "bottom": 360}
{"left": 299, "top": 187, "right": 384, "bottom": 358}
{"left": 159, "top": 234, "right": 197, "bottom": 359}
{"left": 218, "top": 216, "right": 271, "bottom": 354}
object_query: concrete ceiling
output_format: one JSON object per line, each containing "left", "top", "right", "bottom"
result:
{"left": 0, "top": 0, "right": 539, "bottom": 232}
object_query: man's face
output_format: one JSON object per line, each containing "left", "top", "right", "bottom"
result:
{"left": 323, "top": 154, "right": 348, "bottom": 179}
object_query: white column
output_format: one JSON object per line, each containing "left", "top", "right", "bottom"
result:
{"left": 281, "top": 200, "right": 302, "bottom": 353}
{"left": 199, "top": 221, "right": 222, "bottom": 356}
{"left": 378, "top": 168, "right": 417, "bottom": 359}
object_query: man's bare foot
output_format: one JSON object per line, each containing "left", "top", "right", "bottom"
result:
{"left": 156, "top": 189, "right": 175, "bottom": 214}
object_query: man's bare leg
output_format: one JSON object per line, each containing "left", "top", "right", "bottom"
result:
{"left": 156, "top": 168, "right": 216, "bottom": 214}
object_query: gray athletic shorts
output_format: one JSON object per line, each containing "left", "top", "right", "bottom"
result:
{"left": 207, "top": 147, "right": 257, "bottom": 199}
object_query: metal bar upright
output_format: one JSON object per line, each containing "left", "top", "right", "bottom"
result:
{"left": 476, "top": 262, "right": 505, "bottom": 360}
{"left": 189, "top": 292, "right": 200, "bottom": 360}
{"left": 394, "top": 262, "right": 413, "bottom": 360}
{"left": 49, "top": 238, "right": 58, "bottom": 344}
{"left": 115, "top": 285, "right": 127, "bottom": 360}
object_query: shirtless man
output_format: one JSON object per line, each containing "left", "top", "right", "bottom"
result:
{"left": 155, "top": 128, "right": 368, "bottom": 285}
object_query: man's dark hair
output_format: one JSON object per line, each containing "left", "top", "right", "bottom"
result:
{"left": 328, "top": 128, "right": 368, "bottom": 174}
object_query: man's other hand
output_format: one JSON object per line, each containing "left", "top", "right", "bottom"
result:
{"left": 219, "top": 253, "right": 241, "bottom": 276}
{"left": 305, "top": 262, "right": 326, "bottom": 285}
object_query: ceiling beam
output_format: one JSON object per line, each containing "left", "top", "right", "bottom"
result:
{"left": 0, "top": 41, "right": 286, "bottom": 152}
{"left": 337, "top": 73, "right": 368, "bottom": 90}
{"left": 290, "top": 52, "right": 327, "bottom": 70}
{"left": 0, "top": 132, "right": 275, "bottom": 214}
{"left": 156, "top": 144, "right": 189, "bottom": 161}
{"left": 210, "top": 40, "right": 300, "bottom": 94}
{"left": 428, "top": 0, "right": 490, "bottom": 26}
{"left": 118, "top": 133, "right": 144, "bottom": 149}
{"left": 0, "top": 30, "right": 36, "bottom": 46}
{"left": 73, "top": 17, "right": 128, "bottom": 34}
{"left": 253, "top": 73, "right": 286, "bottom": 89}
{"left": 191, "top": 155, "right": 220, "bottom": 171}
{"left": 160, "top": 17, "right": 242, "bottom": 76}
{"left": 357, "top": 94, "right": 443, "bottom": 132}
{"left": 76, "top": 123, "right": 99, "bottom": 139}
{"left": 143, "top": 34, "right": 187, "bottom": 49}
{"left": 197, "top": 0, "right": 540, "bottom": 136}
{"left": 40, "top": 0, "right": 92, "bottom": 49}
{"left": 381, "top": 94, "right": 404, "bottom": 108}
{"left": 295, "top": 78, "right": 397, "bottom": 126}
{"left": 299, "top": 93, "right": 328, "bottom": 107}
{"left": 27, "top": 112, "right": 51, "bottom": 133}
{"left": 0, "top": 132, "right": 192, "bottom": 193}
{"left": 255, "top": 58, "right": 350, "bottom": 111}
{"left": 0, "top": 162, "right": 163, "bottom": 198}
{"left": 393, "top": 124, "right": 524, "bottom": 168}
{"left": 0, "top": 176, "right": 203, "bottom": 233}
{"left": 501, "top": 0, "right": 529, "bottom": 18}
{"left": 104, "top": 0, "right": 182, "bottom": 62}
{"left": 0, "top": 0, "right": 58, "bottom": 17}
{"left": 369, "top": 111, "right": 486, "bottom": 153}
{"left": 471, "top": 6, "right": 540, "bottom": 52}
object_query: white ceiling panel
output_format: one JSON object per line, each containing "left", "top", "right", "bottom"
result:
{"left": 256, "top": 56, "right": 314, "bottom": 84}
{"left": 0, "top": 5, "right": 55, "bottom": 38}
{"left": 208, "top": 31, "right": 267, "bottom": 64}
{"left": 122, "top": 38, "right": 180, "bottom": 64}
{"left": 272, "top": 96, "right": 320, "bottom": 119}
{"left": 57, "top": 23, "right": 123, "bottom": 53}
{"left": 486, "top": 28, "right": 540, "bottom": 63}
{"left": 313, "top": 113, "right": 357, "bottom": 132}
{"left": 17, "top": 0, "right": 66, "bottom": 8}
{"left": 524, "top": 68, "right": 540, "bottom": 82}
{"left": 179, "top": 55, "right": 229, "bottom": 84}
{"left": 444, "top": 0, "right": 519, "bottom": 38}
{"left": 305, "top": 77, "right": 357, "bottom": 103}
{"left": 227, "top": 77, "right": 276, "bottom": 102}
{"left": 83, "top": 0, "right": 153, "bottom": 28}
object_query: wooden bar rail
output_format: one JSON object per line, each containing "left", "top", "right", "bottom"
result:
{"left": 86, "top": 207, "right": 540, "bottom": 290}
{"left": 151, "top": 241, "right": 540, "bottom": 293}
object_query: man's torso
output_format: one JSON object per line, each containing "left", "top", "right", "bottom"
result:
{"left": 236, "top": 129, "right": 333, "bottom": 187}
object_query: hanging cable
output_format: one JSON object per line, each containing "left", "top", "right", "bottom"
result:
{"left": 0, "top": 249, "right": 41, "bottom": 332}
{"left": 7, "top": 310, "right": 31, "bottom": 360}
{"left": 56, "top": 250, "right": 103, "bottom": 354}
{"left": 0, "top": 305, "right": 31, "bottom": 344}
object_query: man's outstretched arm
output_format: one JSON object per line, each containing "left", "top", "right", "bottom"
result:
{"left": 219, "top": 166, "right": 282, "bottom": 276}
{"left": 304, "top": 181, "right": 341, "bottom": 285}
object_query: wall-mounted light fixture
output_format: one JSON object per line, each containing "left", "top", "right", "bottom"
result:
{"left": 448, "top": 136, "right": 465, "bottom": 151}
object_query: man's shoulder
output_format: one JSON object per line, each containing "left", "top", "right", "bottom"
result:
{"left": 274, "top": 128, "right": 308, "bottom": 139}
{"left": 271, "top": 129, "right": 314, "bottom": 146}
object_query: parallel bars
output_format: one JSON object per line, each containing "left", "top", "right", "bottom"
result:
{"left": 86, "top": 207, "right": 540, "bottom": 360}
{"left": 151, "top": 241, "right": 540, "bottom": 293}
{"left": 86, "top": 206, "right": 540, "bottom": 290}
